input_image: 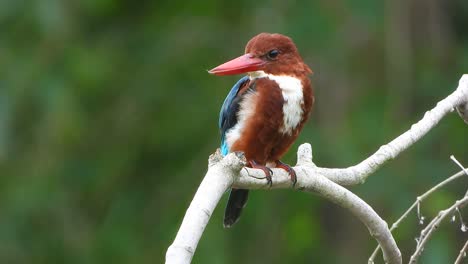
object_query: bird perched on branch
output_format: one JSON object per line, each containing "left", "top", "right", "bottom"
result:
{"left": 209, "top": 33, "right": 314, "bottom": 228}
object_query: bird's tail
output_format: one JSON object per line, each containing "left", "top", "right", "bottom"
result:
{"left": 223, "top": 188, "right": 249, "bottom": 228}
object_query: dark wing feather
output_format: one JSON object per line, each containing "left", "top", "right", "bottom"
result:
{"left": 219, "top": 76, "right": 250, "bottom": 156}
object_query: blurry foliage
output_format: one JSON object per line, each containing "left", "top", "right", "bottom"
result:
{"left": 0, "top": 0, "right": 467, "bottom": 263}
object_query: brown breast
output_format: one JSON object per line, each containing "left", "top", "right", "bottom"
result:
{"left": 230, "top": 76, "right": 313, "bottom": 165}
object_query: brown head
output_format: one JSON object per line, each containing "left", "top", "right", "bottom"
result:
{"left": 209, "top": 33, "right": 312, "bottom": 77}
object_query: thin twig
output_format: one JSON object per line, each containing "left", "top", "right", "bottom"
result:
{"left": 450, "top": 155, "right": 468, "bottom": 197}
{"left": 450, "top": 155, "right": 468, "bottom": 177}
{"left": 368, "top": 169, "right": 468, "bottom": 263}
{"left": 409, "top": 196, "right": 468, "bottom": 264}
{"left": 454, "top": 240, "right": 468, "bottom": 264}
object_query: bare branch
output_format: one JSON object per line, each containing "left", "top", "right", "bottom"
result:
{"left": 236, "top": 143, "right": 401, "bottom": 264}
{"left": 368, "top": 169, "right": 468, "bottom": 263}
{"left": 450, "top": 155, "right": 468, "bottom": 197}
{"left": 167, "top": 146, "right": 402, "bottom": 264}
{"left": 457, "top": 100, "right": 468, "bottom": 124}
{"left": 450, "top": 155, "right": 468, "bottom": 179}
{"left": 454, "top": 240, "right": 468, "bottom": 264}
{"left": 409, "top": 196, "right": 468, "bottom": 264}
{"left": 165, "top": 151, "right": 246, "bottom": 264}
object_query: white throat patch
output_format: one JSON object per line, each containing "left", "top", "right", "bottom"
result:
{"left": 250, "top": 71, "right": 304, "bottom": 134}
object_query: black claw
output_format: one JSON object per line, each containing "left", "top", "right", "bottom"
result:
{"left": 290, "top": 169, "right": 297, "bottom": 187}
{"left": 267, "top": 167, "right": 273, "bottom": 175}
{"left": 258, "top": 166, "right": 273, "bottom": 187}
{"left": 276, "top": 160, "right": 297, "bottom": 187}
{"left": 249, "top": 160, "right": 273, "bottom": 187}
{"left": 265, "top": 173, "right": 273, "bottom": 187}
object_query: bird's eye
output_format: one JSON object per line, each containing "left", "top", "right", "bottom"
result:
{"left": 267, "top": 49, "right": 279, "bottom": 60}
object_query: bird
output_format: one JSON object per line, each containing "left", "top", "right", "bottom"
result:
{"left": 208, "top": 33, "right": 314, "bottom": 228}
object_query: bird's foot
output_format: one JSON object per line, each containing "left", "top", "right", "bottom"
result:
{"left": 275, "top": 160, "right": 297, "bottom": 187}
{"left": 248, "top": 160, "right": 273, "bottom": 187}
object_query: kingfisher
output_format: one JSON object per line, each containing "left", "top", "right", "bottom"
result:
{"left": 209, "top": 33, "right": 314, "bottom": 228}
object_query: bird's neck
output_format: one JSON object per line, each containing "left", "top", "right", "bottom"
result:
{"left": 249, "top": 70, "right": 269, "bottom": 80}
{"left": 249, "top": 70, "right": 305, "bottom": 96}
{"left": 249, "top": 70, "right": 306, "bottom": 85}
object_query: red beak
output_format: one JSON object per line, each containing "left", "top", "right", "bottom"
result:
{"left": 208, "top": 53, "right": 265, "bottom": 76}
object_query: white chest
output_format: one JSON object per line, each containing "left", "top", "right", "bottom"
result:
{"left": 265, "top": 74, "right": 304, "bottom": 134}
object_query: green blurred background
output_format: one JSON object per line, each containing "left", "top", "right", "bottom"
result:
{"left": 1, "top": 0, "right": 467, "bottom": 263}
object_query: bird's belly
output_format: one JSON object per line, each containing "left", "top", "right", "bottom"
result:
{"left": 228, "top": 124, "right": 298, "bottom": 164}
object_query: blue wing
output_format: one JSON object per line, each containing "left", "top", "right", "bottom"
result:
{"left": 219, "top": 76, "right": 250, "bottom": 156}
